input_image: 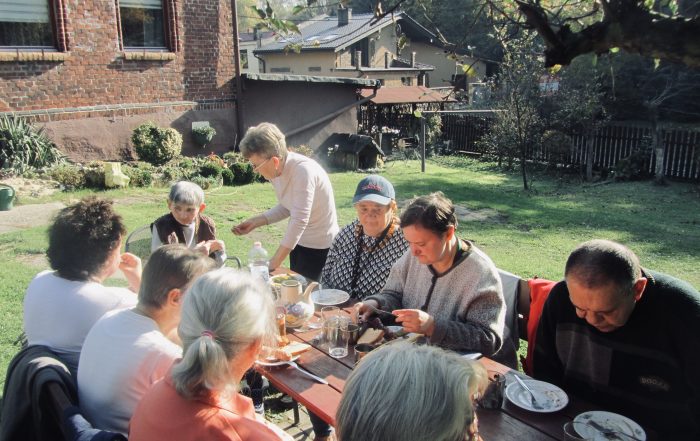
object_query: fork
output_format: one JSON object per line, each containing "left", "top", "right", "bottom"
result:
{"left": 362, "top": 302, "right": 397, "bottom": 319}
{"left": 285, "top": 361, "right": 328, "bottom": 384}
{"left": 514, "top": 375, "right": 544, "bottom": 410}
{"left": 585, "top": 420, "right": 644, "bottom": 441}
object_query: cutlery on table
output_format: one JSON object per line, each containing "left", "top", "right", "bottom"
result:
{"left": 514, "top": 375, "right": 544, "bottom": 410}
{"left": 363, "top": 303, "right": 397, "bottom": 319}
{"left": 285, "top": 361, "right": 328, "bottom": 384}
{"left": 585, "top": 420, "right": 643, "bottom": 441}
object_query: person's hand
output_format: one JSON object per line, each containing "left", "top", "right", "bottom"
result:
{"left": 232, "top": 216, "right": 265, "bottom": 235}
{"left": 119, "top": 252, "right": 142, "bottom": 293}
{"left": 353, "top": 300, "right": 380, "bottom": 323}
{"left": 393, "top": 309, "right": 435, "bottom": 336}
{"left": 194, "top": 239, "right": 225, "bottom": 255}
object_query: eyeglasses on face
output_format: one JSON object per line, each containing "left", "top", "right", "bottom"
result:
{"left": 250, "top": 157, "right": 271, "bottom": 172}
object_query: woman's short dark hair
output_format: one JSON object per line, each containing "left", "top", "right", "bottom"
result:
{"left": 400, "top": 192, "right": 456, "bottom": 235}
{"left": 47, "top": 197, "right": 126, "bottom": 281}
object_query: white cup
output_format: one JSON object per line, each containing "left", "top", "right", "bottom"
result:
{"left": 327, "top": 319, "right": 349, "bottom": 359}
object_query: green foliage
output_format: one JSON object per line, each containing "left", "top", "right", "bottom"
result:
{"left": 82, "top": 161, "right": 106, "bottom": 189}
{"left": 230, "top": 162, "right": 257, "bottom": 185}
{"left": 614, "top": 138, "right": 653, "bottom": 181}
{"left": 541, "top": 130, "right": 572, "bottom": 168}
{"left": 192, "top": 125, "right": 216, "bottom": 147}
{"left": 190, "top": 175, "right": 220, "bottom": 190}
{"left": 131, "top": 122, "right": 182, "bottom": 166}
{"left": 48, "top": 164, "right": 86, "bottom": 190}
{"left": 199, "top": 162, "right": 224, "bottom": 179}
{"left": 0, "top": 114, "right": 64, "bottom": 174}
{"left": 122, "top": 163, "right": 153, "bottom": 188}
{"left": 290, "top": 144, "right": 314, "bottom": 157}
{"left": 221, "top": 168, "right": 235, "bottom": 186}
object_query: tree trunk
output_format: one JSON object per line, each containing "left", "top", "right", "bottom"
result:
{"left": 520, "top": 153, "right": 529, "bottom": 190}
{"left": 585, "top": 134, "right": 594, "bottom": 181}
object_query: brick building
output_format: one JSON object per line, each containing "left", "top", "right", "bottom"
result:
{"left": 0, "top": 0, "right": 239, "bottom": 160}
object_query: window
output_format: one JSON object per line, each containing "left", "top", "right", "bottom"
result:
{"left": 270, "top": 67, "right": 290, "bottom": 73}
{"left": 240, "top": 51, "right": 249, "bottom": 69}
{"left": 308, "top": 66, "right": 321, "bottom": 72}
{"left": 119, "top": 0, "right": 166, "bottom": 49}
{"left": 0, "top": 1, "right": 53, "bottom": 48}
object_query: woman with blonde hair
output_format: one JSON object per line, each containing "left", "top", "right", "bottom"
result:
{"left": 336, "top": 341, "right": 487, "bottom": 441}
{"left": 232, "top": 122, "right": 338, "bottom": 281}
{"left": 129, "top": 269, "right": 291, "bottom": 441}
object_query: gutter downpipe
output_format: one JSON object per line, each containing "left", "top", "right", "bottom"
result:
{"left": 285, "top": 83, "right": 380, "bottom": 138}
{"left": 231, "top": 0, "right": 244, "bottom": 149}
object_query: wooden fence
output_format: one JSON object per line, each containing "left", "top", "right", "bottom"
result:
{"left": 366, "top": 109, "right": 700, "bottom": 181}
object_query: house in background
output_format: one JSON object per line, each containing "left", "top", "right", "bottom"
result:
{"left": 239, "top": 30, "right": 276, "bottom": 74}
{"left": 0, "top": 0, "right": 239, "bottom": 160}
{"left": 254, "top": 9, "right": 486, "bottom": 88}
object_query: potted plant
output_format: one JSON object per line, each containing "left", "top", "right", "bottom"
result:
{"left": 192, "top": 125, "right": 216, "bottom": 147}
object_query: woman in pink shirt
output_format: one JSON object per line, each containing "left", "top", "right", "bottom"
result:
{"left": 129, "top": 269, "right": 291, "bottom": 441}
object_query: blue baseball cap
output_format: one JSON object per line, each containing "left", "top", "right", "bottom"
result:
{"left": 352, "top": 175, "right": 395, "bottom": 205}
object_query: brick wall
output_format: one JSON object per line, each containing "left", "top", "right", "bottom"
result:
{"left": 0, "top": 0, "right": 239, "bottom": 160}
{"left": 0, "top": 0, "right": 236, "bottom": 111}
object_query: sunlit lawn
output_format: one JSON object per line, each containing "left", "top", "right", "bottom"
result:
{"left": 1, "top": 157, "right": 699, "bottom": 386}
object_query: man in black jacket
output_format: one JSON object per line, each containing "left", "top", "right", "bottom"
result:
{"left": 534, "top": 239, "right": 700, "bottom": 439}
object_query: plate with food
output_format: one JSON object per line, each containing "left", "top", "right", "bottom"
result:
{"left": 270, "top": 273, "right": 307, "bottom": 286}
{"left": 573, "top": 411, "right": 646, "bottom": 441}
{"left": 310, "top": 288, "right": 350, "bottom": 306}
{"left": 256, "top": 342, "right": 311, "bottom": 366}
{"left": 505, "top": 378, "right": 568, "bottom": 413}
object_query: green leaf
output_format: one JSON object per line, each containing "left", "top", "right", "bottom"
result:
{"left": 413, "top": 110, "right": 423, "bottom": 118}
{"left": 654, "top": 58, "right": 661, "bottom": 70}
{"left": 668, "top": 0, "right": 679, "bottom": 14}
{"left": 592, "top": 54, "right": 598, "bottom": 67}
{"left": 252, "top": 6, "right": 266, "bottom": 19}
{"left": 292, "top": 5, "right": 305, "bottom": 15}
{"left": 548, "top": 64, "right": 562, "bottom": 74}
{"left": 644, "top": 0, "right": 654, "bottom": 9}
{"left": 609, "top": 47, "right": 620, "bottom": 53}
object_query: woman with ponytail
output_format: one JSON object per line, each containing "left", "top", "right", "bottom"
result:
{"left": 129, "top": 269, "right": 292, "bottom": 441}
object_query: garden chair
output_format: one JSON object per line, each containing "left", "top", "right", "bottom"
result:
{"left": 124, "top": 224, "right": 242, "bottom": 269}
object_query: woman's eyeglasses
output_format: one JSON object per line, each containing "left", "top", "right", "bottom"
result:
{"left": 251, "top": 157, "right": 271, "bottom": 172}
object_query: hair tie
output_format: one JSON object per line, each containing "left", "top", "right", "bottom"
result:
{"left": 201, "top": 330, "right": 216, "bottom": 339}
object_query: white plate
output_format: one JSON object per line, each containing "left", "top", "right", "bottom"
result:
{"left": 310, "top": 288, "right": 350, "bottom": 306}
{"left": 505, "top": 378, "right": 568, "bottom": 413}
{"left": 573, "top": 411, "right": 646, "bottom": 441}
{"left": 270, "top": 273, "right": 307, "bottom": 286}
{"left": 255, "top": 355, "right": 300, "bottom": 367}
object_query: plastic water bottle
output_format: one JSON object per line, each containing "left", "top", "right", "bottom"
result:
{"left": 248, "top": 241, "right": 270, "bottom": 284}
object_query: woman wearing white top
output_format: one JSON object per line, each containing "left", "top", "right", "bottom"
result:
{"left": 23, "top": 197, "right": 141, "bottom": 373}
{"left": 232, "top": 122, "right": 339, "bottom": 281}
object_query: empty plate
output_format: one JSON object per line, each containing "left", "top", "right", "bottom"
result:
{"left": 310, "top": 288, "right": 350, "bottom": 306}
{"left": 505, "top": 378, "right": 568, "bottom": 412}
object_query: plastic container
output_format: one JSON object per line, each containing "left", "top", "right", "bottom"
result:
{"left": 248, "top": 241, "right": 270, "bottom": 284}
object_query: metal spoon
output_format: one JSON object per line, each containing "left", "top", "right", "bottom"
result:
{"left": 285, "top": 361, "right": 328, "bottom": 384}
{"left": 514, "top": 375, "right": 544, "bottom": 410}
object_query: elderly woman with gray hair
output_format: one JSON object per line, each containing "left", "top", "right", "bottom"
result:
{"left": 336, "top": 341, "right": 487, "bottom": 441}
{"left": 232, "top": 122, "right": 338, "bottom": 281}
{"left": 129, "top": 269, "right": 292, "bottom": 441}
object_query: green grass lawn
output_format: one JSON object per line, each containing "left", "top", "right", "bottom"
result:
{"left": 1, "top": 157, "right": 699, "bottom": 386}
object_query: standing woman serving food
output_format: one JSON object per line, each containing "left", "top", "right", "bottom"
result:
{"left": 232, "top": 122, "right": 338, "bottom": 281}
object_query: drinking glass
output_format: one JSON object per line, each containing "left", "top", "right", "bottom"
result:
{"left": 477, "top": 371, "right": 506, "bottom": 409}
{"left": 306, "top": 284, "right": 324, "bottom": 329}
{"left": 562, "top": 422, "right": 594, "bottom": 440}
{"left": 327, "top": 319, "right": 349, "bottom": 358}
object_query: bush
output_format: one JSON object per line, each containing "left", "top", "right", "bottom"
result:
{"left": 123, "top": 163, "right": 154, "bottom": 187}
{"left": 221, "top": 168, "right": 235, "bottom": 186}
{"left": 160, "top": 165, "right": 186, "bottom": 184}
{"left": 615, "top": 142, "right": 652, "bottom": 181}
{"left": 0, "top": 114, "right": 64, "bottom": 174}
{"left": 230, "top": 161, "right": 256, "bottom": 185}
{"left": 291, "top": 144, "right": 314, "bottom": 157}
{"left": 132, "top": 122, "right": 182, "bottom": 166}
{"left": 192, "top": 126, "right": 217, "bottom": 147}
{"left": 49, "top": 164, "right": 86, "bottom": 190}
{"left": 222, "top": 151, "right": 244, "bottom": 165}
{"left": 191, "top": 175, "right": 220, "bottom": 190}
{"left": 199, "top": 162, "right": 224, "bottom": 179}
{"left": 83, "top": 161, "right": 106, "bottom": 189}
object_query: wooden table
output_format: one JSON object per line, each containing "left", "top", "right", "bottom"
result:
{"left": 256, "top": 306, "right": 658, "bottom": 440}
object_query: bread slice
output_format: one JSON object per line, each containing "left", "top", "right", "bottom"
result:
{"left": 273, "top": 342, "right": 311, "bottom": 361}
{"left": 357, "top": 328, "right": 385, "bottom": 345}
